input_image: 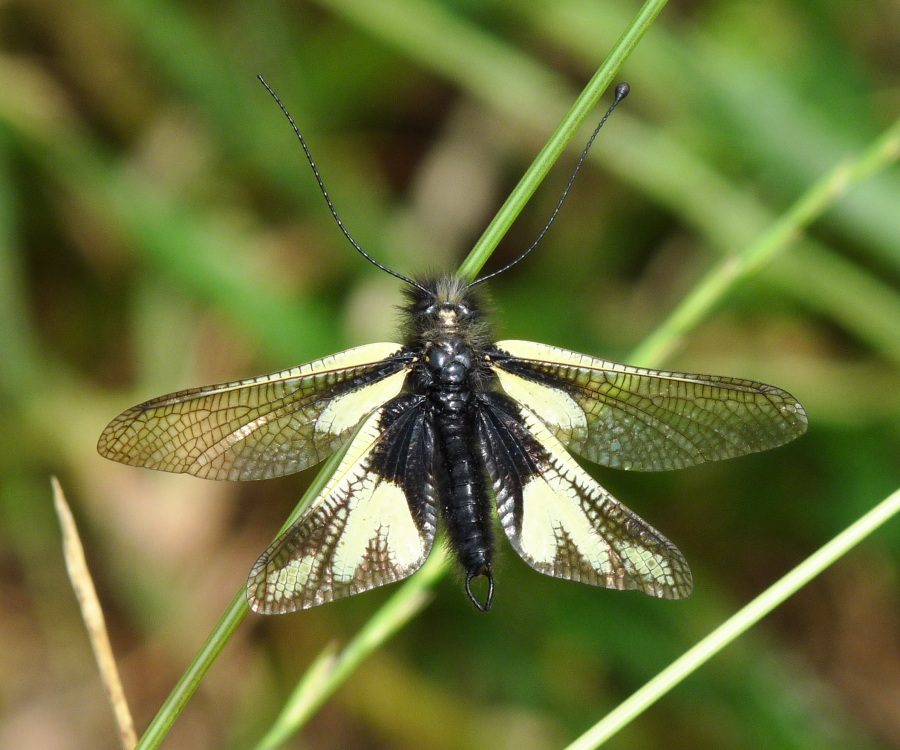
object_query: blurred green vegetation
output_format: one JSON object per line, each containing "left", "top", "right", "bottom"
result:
{"left": 0, "top": 1, "right": 898, "bottom": 749}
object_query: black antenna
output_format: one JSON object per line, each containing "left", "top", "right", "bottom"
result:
{"left": 471, "top": 82, "right": 630, "bottom": 287}
{"left": 258, "top": 75, "right": 426, "bottom": 292}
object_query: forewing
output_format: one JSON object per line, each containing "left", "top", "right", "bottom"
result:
{"left": 477, "top": 392, "right": 691, "bottom": 599}
{"left": 248, "top": 395, "right": 438, "bottom": 613}
{"left": 492, "top": 340, "right": 807, "bottom": 471}
{"left": 98, "top": 343, "right": 410, "bottom": 480}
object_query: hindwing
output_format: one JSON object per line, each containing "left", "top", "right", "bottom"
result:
{"left": 477, "top": 392, "right": 692, "bottom": 599}
{"left": 491, "top": 340, "right": 807, "bottom": 471}
{"left": 248, "top": 395, "right": 437, "bottom": 613}
{"left": 97, "top": 343, "right": 410, "bottom": 480}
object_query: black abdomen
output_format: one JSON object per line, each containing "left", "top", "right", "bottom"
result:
{"left": 433, "top": 404, "right": 494, "bottom": 610}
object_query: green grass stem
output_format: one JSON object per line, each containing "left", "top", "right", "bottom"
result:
{"left": 133, "top": 440, "right": 350, "bottom": 750}
{"left": 95, "top": 2, "right": 897, "bottom": 748}
{"left": 252, "top": 548, "right": 449, "bottom": 750}
{"left": 132, "top": 3, "right": 668, "bottom": 747}
{"left": 564, "top": 487, "right": 900, "bottom": 750}
{"left": 630, "top": 113, "right": 900, "bottom": 367}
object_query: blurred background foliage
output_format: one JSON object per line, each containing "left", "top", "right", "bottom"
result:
{"left": 0, "top": 0, "right": 898, "bottom": 748}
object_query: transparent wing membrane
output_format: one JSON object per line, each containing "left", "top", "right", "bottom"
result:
{"left": 98, "top": 343, "right": 409, "bottom": 480}
{"left": 248, "top": 396, "right": 437, "bottom": 612}
{"left": 478, "top": 393, "right": 691, "bottom": 599}
{"left": 492, "top": 340, "right": 807, "bottom": 471}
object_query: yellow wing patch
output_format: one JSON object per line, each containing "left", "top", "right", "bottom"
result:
{"left": 492, "top": 365, "right": 587, "bottom": 437}
{"left": 494, "top": 339, "right": 807, "bottom": 471}
{"left": 248, "top": 402, "right": 436, "bottom": 613}
{"left": 497, "top": 404, "right": 692, "bottom": 599}
{"left": 98, "top": 342, "right": 409, "bottom": 480}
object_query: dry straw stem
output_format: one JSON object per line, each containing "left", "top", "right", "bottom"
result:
{"left": 53, "top": 477, "right": 138, "bottom": 750}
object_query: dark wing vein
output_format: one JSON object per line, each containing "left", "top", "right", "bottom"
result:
{"left": 477, "top": 392, "right": 691, "bottom": 599}
{"left": 248, "top": 395, "right": 436, "bottom": 613}
{"left": 97, "top": 343, "right": 410, "bottom": 480}
{"left": 492, "top": 340, "right": 807, "bottom": 471}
